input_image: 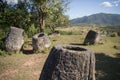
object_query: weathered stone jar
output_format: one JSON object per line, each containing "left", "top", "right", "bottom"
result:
{"left": 4, "top": 27, "right": 24, "bottom": 51}
{"left": 84, "top": 30, "right": 100, "bottom": 45}
{"left": 40, "top": 45, "right": 95, "bottom": 80}
{"left": 32, "top": 33, "right": 51, "bottom": 51}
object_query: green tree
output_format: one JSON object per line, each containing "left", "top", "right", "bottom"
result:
{"left": 33, "top": 0, "right": 70, "bottom": 32}
{"left": 0, "top": 0, "right": 38, "bottom": 38}
{"left": 0, "top": 0, "right": 71, "bottom": 37}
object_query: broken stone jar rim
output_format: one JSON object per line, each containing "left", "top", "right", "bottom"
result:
{"left": 33, "top": 33, "right": 46, "bottom": 39}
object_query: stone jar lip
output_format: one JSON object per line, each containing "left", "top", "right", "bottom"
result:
{"left": 54, "top": 45, "right": 92, "bottom": 54}
{"left": 33, "top": 33, "right": 45, "bottom": 39}
{"left": 11, "top": 26, "right": 24, "bottom": 32}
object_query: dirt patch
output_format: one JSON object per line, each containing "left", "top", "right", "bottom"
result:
{"left": 33, "top": 70, "right": 41, "bottom": 76}
{"left": 0, "top": 69, "right": 18, "bottom": 79}
{"left": 23, "top": 59, "right": 35, "bottom": 67}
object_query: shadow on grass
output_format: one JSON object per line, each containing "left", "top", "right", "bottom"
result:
{"left": 69, "top": 43, "right": 86, "bottom": 46}
{"left": 21, "top": 43, "right": 34, "bottom": 54}
{"left": 95, "top": 53, "right": 120, "bottom": 80}
{"left": 22, "top": 49, "right": 34, "bottom": 54}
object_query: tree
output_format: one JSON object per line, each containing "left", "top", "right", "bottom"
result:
{"left": 0, "top": 0, "right": 6, "bottom": 12}
{"left": 0, "top": 0, "right": 71, "bottom": 37}
{"left": 45, "top": 14, "right": 71, "bottom": 32}
{"left": 0, "top": 0, "right": 39, "bottom": 38}
{"left": 33, "top": 0, "right": 70, "bottom": 32}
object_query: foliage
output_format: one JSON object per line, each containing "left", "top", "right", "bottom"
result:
{"left": 0, "top": 0, "right": 39, "bottom": 38}
{"left": 26, "top": 24, "right": 39, "bottom": 37}
{"left": 110, "top": 32, "right": 118, "bottom": 37}
{"left": 0, "top": 39, "right": 4, "bottom": 50}
{"left": 102, "top": 26, "right": 120, "bottom": 37}
{"left": 46, "top": 14, "right": 71, "bottom": 32}
{"left": 71, "top": 13, "right": 120, "bottom": 26}
{"left": 117, "top": 32, "right": 120, "bottom": 36}
{"left": 33, "top": 0, "right": 71, "bottom": 32}
{"left": 0, "top": 0, "right": 71, "bottom": 39}
{"left": 44, "top": 28, "right": 52, "bottom": 34}
{"left": 58, "top": 30, "right": 82, "bottom": 35}
{"left": 0, "top": 49, "right": 6, "bottom": 56}
{"left": 0, "top": 38, "right": 6, "bottom": 56}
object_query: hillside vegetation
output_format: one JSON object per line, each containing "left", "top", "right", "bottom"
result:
{"left": 71, "top": 13, "right": 120, "bottom": 26}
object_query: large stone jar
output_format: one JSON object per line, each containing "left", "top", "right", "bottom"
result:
{"left": 40, "top": 45, "right": 95, "bottom": 80}
{"left": 84, "top": 30, "right": 100, "bottom": 45}
{"left": 32, "top": 33, "right": 51, "bottom": 51}
{"left": 4, "top": 27, "right": 24, "bottom": 51}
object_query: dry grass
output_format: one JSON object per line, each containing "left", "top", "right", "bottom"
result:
{"left": 0, "top": 53, "right": 48, "bottom": 80}
{"left": 0, "top": 26, "right": 120, "bottom": 80}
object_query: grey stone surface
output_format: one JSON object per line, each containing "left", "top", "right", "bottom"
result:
{"left": 40, "top": 45, "right": 95, "bottom": 80}
{"left": 114, "top": 45, "right": 120, "bottom": 50}
{"left": 4, "top": 27, "right": 24, "bottom": 51}
{"left": 84, "top": 30, "right": 100, "bottom": 45}
{"left": 32, "top": 33, "right": 51, "bottom": 51}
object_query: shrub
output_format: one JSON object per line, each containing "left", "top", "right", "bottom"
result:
{"left": 0, "top": 39, "right": 4, "bottom": 50}
{"left": 44, "top": 28, "right": 52, "bottom": 34}
{"left": 110, "top": 32, "right": 118, "bottom": 37}
{"left": 117, "top": 32, "right": 120, "bottom": 36}
{"left": 0, "top": 50, "right": 6, "bottom": 56}
{"left": 26, "top": 24, "right": 39, "bottom": 38}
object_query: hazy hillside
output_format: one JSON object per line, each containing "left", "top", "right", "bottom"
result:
{"left": 71, "top": 13, "right": 120, "bottom": 26}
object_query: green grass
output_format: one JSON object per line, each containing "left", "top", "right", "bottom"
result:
{"left": 0, "top": 26, "right": 120, "bottom": 80}
{"left": 58, "top": 30, "right": 82, "bottom": 35}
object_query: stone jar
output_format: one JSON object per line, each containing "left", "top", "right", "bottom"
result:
{"left": 84, "top": 30, "right": 100, "bottom": 45}
{"left": 4, "top": 27, "right": 24, "bottom": 51}
{"left": 32, "top": 33, "right": 51, "bottom": 51}
{"left": 40, "top": 45, "right": 95, "bottom": 80}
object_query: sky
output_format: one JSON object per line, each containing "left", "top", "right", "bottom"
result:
{"left": 6, "top": 0, "right": 120, "bottom": 19}
{"left": 65, "top": 0, "right": 120, "bottom": 19}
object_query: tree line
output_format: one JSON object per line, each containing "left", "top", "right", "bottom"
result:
{"left": 0, "top": 0, "right": 71, "bottom": 37}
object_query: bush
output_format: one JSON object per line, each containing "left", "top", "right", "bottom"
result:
{"left": 0, "top": 38, "right": 4, "bottom": 50}
{"left": 44, "top": 28, "right": 52, "bottom": 34}
{"left": 110, "top": 32, "right": 118, "bottom": 37}
{"left": 0, "top": 50, "right": 6, "bottom": 56}
{"left": 26, "top": 24, "right": 39, "bottom": 38}
{"left": 117, "top": 32, "right": 120, "bottom": 36}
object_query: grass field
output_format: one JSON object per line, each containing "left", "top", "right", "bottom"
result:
{"left": 0, "top": 26, "right": 120, "bottom": 80}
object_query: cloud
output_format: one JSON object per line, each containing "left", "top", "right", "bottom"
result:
{"left": 101, "top": 0, "right": 120, "bottom": 7}
{"left": 113, "top": 0, "right": 120, "bottom": 6}
{"left": 6, "top": 0, "right": 18, "bottom": 5}
{"left": 101, "top": 1, "right": 113, "bottom": 7}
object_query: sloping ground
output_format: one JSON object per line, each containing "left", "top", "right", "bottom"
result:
{"left": 0, "top": 27, "right": 120, "bottom": 80}
{"left": 0, "top": 52, "right": 48, "bottom": 80}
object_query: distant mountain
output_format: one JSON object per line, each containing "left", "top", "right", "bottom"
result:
{"left": 71, "top": 13, "right": 120, "bottom": 26}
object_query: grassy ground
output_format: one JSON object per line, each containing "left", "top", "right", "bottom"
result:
{"left": 0, "top": 26, "right": 120, "bottom": 80}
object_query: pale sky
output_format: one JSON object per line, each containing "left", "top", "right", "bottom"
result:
{"left": 65, "top": 0, "right": 120, "bottom": 19}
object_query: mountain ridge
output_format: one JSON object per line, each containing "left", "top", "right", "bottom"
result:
{"left": 71, "top": 13, "right": 120, "bottom": 26}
